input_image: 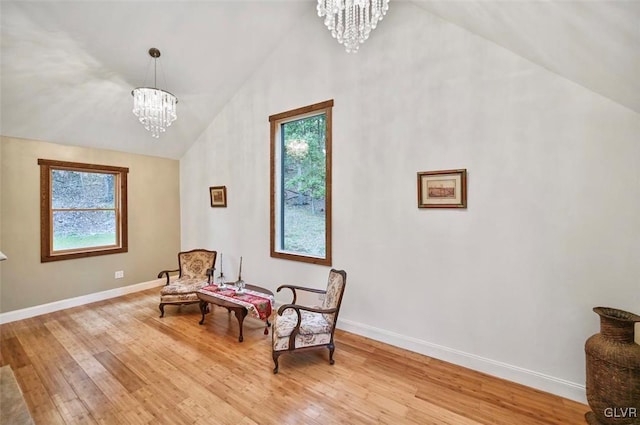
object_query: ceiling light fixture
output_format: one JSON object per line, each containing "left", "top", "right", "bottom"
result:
{"left": 317, "top": 0, "right": 389, "bottom": 53}
{"left": 132, "top": 48, "right": 178, "bottom": 138}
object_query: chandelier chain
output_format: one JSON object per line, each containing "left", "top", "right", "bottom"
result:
{"left": 153, "top": 54, "right": 157, "bottom": 89}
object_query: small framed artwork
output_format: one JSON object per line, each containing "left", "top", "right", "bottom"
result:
{"left": 210, "top": 186, "right": 227, "bottom": 207}
{"left": 417, "top": 169, "right": 467, "bottom": 208}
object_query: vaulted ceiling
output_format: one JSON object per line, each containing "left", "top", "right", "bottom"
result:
{"left": 2, "top": 1, "right": 638, "bottom": 159}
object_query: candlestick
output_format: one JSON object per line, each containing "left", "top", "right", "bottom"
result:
{"left": 235, "top": 256, "right": 245, "bottom": 294}
{"left": 217, "top": 253, "right": 226, "bottom": 289}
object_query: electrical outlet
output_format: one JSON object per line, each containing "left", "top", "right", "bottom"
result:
{"left": 115, "top": 270, "right": 124, "bottom": 279}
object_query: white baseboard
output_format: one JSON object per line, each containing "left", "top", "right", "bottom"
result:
{"left": 337, "top": 318, "right": 587, "bottom": 404}
{"left": 0, "top": 279, "right": 165, "bottom": 325}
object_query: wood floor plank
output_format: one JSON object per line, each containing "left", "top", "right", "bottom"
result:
{"left": 4, "top": 287, "right": 589, "bottom": 424}
{"left": 14, "top": 364, "right": 67, "bottom": 425}
{"left": 406, "top": 396, "right": 483, "bottom": 425}
{"left": 94, "top": 351, "right": 146, "bottom": 393}
{"left": 57, "top": 358, "right": 127, "bottom": 424}
{"left": 1, "top": 336, "right": 32, "bottom": 369}
{"left": 32, "top": 355, "right": 94, "bottom": 422}
{"left": 8, "top": 315, "right": 98, "bottom": 424}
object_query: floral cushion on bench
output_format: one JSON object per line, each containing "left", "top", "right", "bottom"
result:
{"left": 272, "top": 307, "right": 335, "bottom": 351}
{"left": 273, "top": 330, "right": 332, "bottom": 351}
{"left": 161, "top": 278, "right": 207, "bottom": 296}
{"left": 274, "top": 308, "right": 333, "bottom": 337}
{"left": 160, "top": 277, "right": 207, "bottom": 304}
{"left": 273, "top": 307, "right": 333, "bottom": 351}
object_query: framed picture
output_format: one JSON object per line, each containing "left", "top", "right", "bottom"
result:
{"left": 209, "top": 186, "right": 227, "bottom": 207}
{"left": 417, "top": 169, "right": 467, "bottom": 208}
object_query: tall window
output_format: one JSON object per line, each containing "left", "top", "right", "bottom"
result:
{"left": 269, "top": 100, "right": 333, "bottom": 265}
{"left": 38, "top": 159, "right": 128, "bottom": 262}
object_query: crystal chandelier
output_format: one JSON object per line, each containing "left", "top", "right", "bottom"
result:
{"left": 317, "top": 0, "right": 389, "bottom": 53}
{"left": 132, "top": 48, "right": 178, "bottom": 138}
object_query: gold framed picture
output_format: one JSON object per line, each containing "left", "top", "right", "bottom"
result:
{"left": 417, "top": 169, "right": 467, "bottom": 208}
{"left": 209, "top": 186, "right": 227, "bottom": 207}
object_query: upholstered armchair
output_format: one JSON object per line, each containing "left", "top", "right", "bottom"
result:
{"left": 158, "top": 249, "right": 217, "bottom": 317}
{"left": 272, "top": 269, "right": 347, "bottom": 373}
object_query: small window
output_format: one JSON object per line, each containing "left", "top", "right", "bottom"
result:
{"left": 269, "top": 100, "right": 333, "bottom": 265}
{"left": 38, "top": 159, "right": 129, "bottom": 262}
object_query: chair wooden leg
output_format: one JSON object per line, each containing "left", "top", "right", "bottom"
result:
{"left": 273, "top": 352, "right": 280, "bottom": 374}
{"left": 328, "top": 343, "right": 335, "bottom": 365}
{"left": 159, "top": 303, "right": 165, "bottom": 318}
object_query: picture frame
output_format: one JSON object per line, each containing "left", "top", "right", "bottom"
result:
{"left": 209, "top": 186, "right": 227, "bottom": 207}
{"left": 417, "top": 169, "right": 467, "bottom": 208}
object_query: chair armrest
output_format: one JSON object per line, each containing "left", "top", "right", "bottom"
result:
{"left": 276, "top": 284, "right": 326, "bottom": 304}
{"left": 157, "top": 269, "right": 179, "bottom": 285}
{"left": 277, "top": 304, "right": 337, "bottom": 316}
{"left": 277, "top": 284, "right": 326, "bottom": 294}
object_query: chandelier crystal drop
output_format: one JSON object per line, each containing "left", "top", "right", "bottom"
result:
{"left": 317, "top": 0, "right": 389, "bottom": 53}
{"left": 132, "top": 48, "right": 178, "bottom": 138}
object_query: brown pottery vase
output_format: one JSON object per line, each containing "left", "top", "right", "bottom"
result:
{"left": 585, "top": 307, "right": 640, "bottom": 425}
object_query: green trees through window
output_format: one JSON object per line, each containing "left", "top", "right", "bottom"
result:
{"left": 281, "top": 114, "right": 326, "bottom": 257}
{"left": 52, "top": 170, "right": 117, "bottom": 250}
{"left": 270, "top": 100, "right": 333, "bottom": 265}
{"left": 39, "top": 159, "right": 129, "bottom": 262}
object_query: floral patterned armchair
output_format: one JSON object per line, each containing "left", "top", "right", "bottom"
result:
{"left": 158, "top": 249, "right": 217, "bottom": 317}
{"left": 272, "top": 269, "right": 347, "bottom": 373}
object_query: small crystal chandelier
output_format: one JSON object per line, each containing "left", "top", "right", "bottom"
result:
{"left": 317, "top": 0, "right": 389, "bottom": 53}
{"left": 131, "top": 48, "right": 178, "bottom": 138}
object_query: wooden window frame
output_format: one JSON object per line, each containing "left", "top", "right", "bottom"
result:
{"left": 38, "top": 159, "right": 129, "bottom": 262}
{"left": 269, "top": 99, "right": 333, "bottom": 266}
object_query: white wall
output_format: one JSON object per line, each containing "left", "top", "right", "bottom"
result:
{"left": 179, "top": 4, "right": 640, "bottom": 402}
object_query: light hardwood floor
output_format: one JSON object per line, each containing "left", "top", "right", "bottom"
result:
{"left": 1, "top": 288, "right": 588, "bottom": 425}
